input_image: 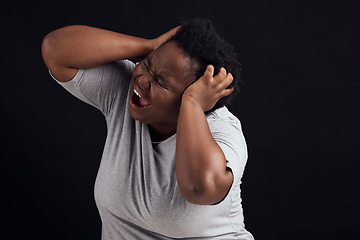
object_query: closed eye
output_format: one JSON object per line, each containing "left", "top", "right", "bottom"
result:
{"left": 143, "top": 61, "right": 167, "bottom": 89}
{"left": 143, "top": 61, "right": 150, "bottom": 70}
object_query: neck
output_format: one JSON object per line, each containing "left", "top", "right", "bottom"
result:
{"left": 148, "top": 124, "right": 176, "bottom": 142}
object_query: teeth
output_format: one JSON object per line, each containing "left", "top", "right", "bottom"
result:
{"left": 134, "top": 89, "right": 141, "bottom": 98}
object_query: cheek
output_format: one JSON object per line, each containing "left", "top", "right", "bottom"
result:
{"left": 153, "top": 91, "right": 181, "bottom": 112}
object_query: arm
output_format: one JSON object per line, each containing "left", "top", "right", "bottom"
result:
{"left": 175, "top": 65, "right": 235, "bottom": 205}
{"left": 41, "top": 25, "right": 179, "bottom": 82}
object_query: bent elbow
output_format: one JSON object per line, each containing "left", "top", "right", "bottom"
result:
{"left": 41, "top": 26, "right": 74, "bottom": 63}
{"left": 41, "top": 31, "right": 58, "bottom": 66}
{"left": 178, "top": 176, "right": 218, "bottom": 205}
{"left": 178, "top": 184, "right": 207, "bottom": 205}
{"left": 177, "top": 169, "right": 233, "bottom": 205}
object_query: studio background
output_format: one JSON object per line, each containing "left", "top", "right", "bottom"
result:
{"left": 3, "top": 1, "right": 358, "bottom": 239}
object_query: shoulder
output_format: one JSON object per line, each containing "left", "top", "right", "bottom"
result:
{"left": 94, "top": 59, "right": 135, "bottom": 78}
{"left": 113, "top": 59, "right": 136, "bottom": 73}
{"left": 206, "top": 107, "right": 246, "bottom": 158}
{"left": 207, "top": 108, "right": 248, "bottom": 185}
{"left": 206, "top": 106, "right": 242, "bottom": 133}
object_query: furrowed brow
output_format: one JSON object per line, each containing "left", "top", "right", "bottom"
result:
{"left": 146, "top": 56, "right": 152, "bottom": 67}
{"left": 146, "top": 57, "right": 168, "bottom": 84}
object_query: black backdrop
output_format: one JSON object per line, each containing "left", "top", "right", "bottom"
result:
{"left": 3, "top": 1, "right": 359, "bottom": 239}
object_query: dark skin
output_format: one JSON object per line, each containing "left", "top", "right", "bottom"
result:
{"left": 176, "top": 64, "right": 234, "bottom": 205}
{"left": 129, "top": 41, "right": 194, "bottom": 141}
{"left": 42, "top": 25, "right": 234, "bottom": 205}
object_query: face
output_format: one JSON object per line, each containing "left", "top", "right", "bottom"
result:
{"left": 128, "top": 41, "right": 196, "bottom": 137}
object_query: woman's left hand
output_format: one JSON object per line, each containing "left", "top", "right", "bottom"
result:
{"left": 182, "top": 65, "right": 234, "bottom": 112}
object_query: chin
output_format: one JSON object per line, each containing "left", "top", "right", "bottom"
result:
{"left": 128, "top": 107, "right": 150, "bottom": 124}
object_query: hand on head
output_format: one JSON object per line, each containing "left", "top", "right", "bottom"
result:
{"left": 151, "top": 26, "right": 181, "bottom": 51}
{"left": 182, "top": 65, "right": 234, "bottom": 112}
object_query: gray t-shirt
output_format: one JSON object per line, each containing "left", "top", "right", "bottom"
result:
{"left": 52, "top": 60, "right": 254, "bottom": 239}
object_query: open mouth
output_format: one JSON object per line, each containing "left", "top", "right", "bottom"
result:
{"left": 130, "top": 88, "right": 152, "bottom": 108}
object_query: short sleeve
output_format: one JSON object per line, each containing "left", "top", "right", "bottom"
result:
{"left": 49, "top": 60, "right": 135, "bottom": 116}
{"left": 207, "top": 108, "right": 248, "bottom": 188}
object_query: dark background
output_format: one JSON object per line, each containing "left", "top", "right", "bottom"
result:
{"left": 3, "top": 1, "right": 359, "bottom": 239}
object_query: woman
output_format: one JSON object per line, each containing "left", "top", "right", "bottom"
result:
{"left": 42, "top": 18, "right": 254, "bottom": 239}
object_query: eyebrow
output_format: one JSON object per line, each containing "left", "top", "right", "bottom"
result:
{"left": 146, "top": 56, "right": 168, "bottom": 85}
{"left": 146, "top": 56, "right": 152, "bottom": 67}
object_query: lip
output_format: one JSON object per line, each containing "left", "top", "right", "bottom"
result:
{"left": 129, "top": 85, "right": 152, "bottom": 109}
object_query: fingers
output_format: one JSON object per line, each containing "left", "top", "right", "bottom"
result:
{"left": 215, "top": 67, "right": 233, "bottom": 88}
{"left": 202, "top": 65, "right": 234, "bottom": 97}
{"left": 222, "top": 71, "right": 234, "bottom": 88}
{"left": 152, "top": 26, "right": 181, "bottom": 51}
{"left": 204, "top": 65, "right": 215, "bottom": 77}
{"left": 215, "top": 67, "right": 234, "bottom": 98}
{"left": 164, "top": 26, "right": 181, "bottom": 39}
{"left": 172, "top": 26, "right": 181, "bottom": 34}
{"left": 222, "top": 87, "right": 234, "bottom": 97}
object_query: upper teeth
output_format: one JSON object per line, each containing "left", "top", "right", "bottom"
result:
{"left": 134, "top": 89, "right": 141, "bottom": 98}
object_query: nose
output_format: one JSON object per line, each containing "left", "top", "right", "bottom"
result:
{"left": 137, "top": 73, "right": 151, "bottom": 91}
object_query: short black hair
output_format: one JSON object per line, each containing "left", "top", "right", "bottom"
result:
{"left": 169, "top": 18, "right": 242, "bottom": 111}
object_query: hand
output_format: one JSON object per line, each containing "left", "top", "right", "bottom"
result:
{"left": 150, "top": 26, "right": 181, "bottom": 51}
{"left": 182, "top": 65, "right": 234, "bottom": 112}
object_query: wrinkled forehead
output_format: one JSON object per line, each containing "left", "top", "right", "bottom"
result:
{"left": 150, "top": 41, "right": 198, "bottom": 85}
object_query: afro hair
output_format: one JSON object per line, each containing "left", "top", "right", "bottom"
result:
{"left": 169, "top": 18, "right": 242, "bottom": 111}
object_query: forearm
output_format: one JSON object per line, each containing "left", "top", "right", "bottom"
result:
{"left": 42, "top": 25, "right": 152, "bottom": 70}
{"left": 175, "top": 98, "right": 232, "bottom": 205}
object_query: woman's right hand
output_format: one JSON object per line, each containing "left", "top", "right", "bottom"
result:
{"left": 150, "top": 26, "right": 181, "bottom": 51}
